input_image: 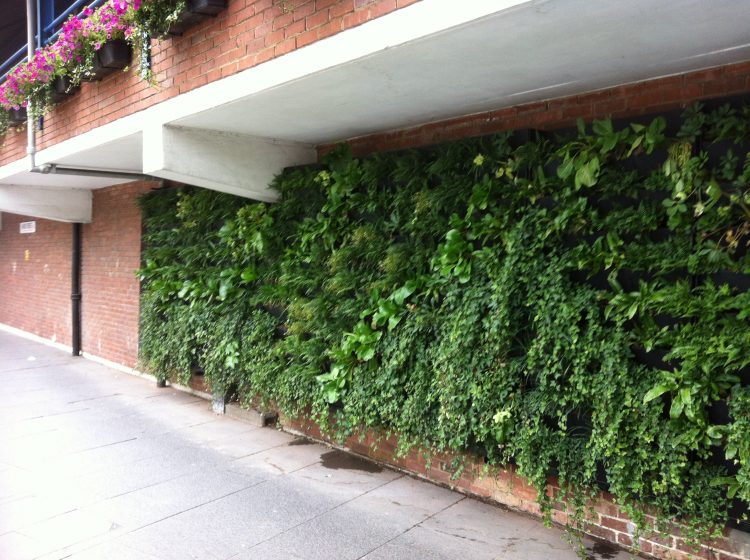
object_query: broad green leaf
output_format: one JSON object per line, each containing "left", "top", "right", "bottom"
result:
{"left": 643, "top": 383, "right": 673, "bottom": 403}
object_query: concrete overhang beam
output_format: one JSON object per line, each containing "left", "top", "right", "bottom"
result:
{"left": 0, "top": 185, "right": 92, "bottom": 223}
{"left": 142, "top": 125, "right": 316, "bottom": 202}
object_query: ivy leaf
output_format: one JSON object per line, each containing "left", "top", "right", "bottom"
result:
{"left": 240, "top": 267, "right": 257, "bottom": 282}
{"left": 574, "top": 157, "right": 600, "bottom": 189}
{"left": 557, "top": 155, "right": 575, "bottom": 180}
{"left": 592, "top": 119, "right": 613, "bottom": 137}
{"left": 392, "top": 281, "right": 417, "bottom": 306}
{"left": 218, "top": 279, "right": 231, "bottom": 301}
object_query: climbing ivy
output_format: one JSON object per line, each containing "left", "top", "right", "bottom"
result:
{"left": 138, "top": 99, "right": 750, "bottom": 551}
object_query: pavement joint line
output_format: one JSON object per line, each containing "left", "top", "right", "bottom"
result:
{"left": 241, "top": 471, "right": 407, "bottom": 555}
{"left": 15, "top": 407, "right": 92, "bottom": 422}
{"left": 71, "top": 436, "right": 140, "bottom": 454}
{"left": 79, "top": 463, "right": 212, "bottom": 503}
{"left": 116, "top": 480, "right": 267, "bottom": 536}
{"left": 224, "top": 436, "right": 299, "bottom": 463}
{"left": 67, "top": 393, "right": 122, "bottom": 404}
{"left": 354, "top": 496, "right": 469, "bottom": 560}
{"left": 0, "top": 362, "right": 75, "bottom": 374}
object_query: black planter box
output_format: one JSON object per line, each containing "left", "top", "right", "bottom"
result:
{"left": 50, "top": 75, "right": 80, "bottom": 103}
{"left": 89, "top": 40, "right": 132, "bottom": 80}
{"left": 169, "top": 0, "right": 228, "bottom": 35}
{"left": 7, "top": 107, "right": 27, "bottom": 124}
{"left": 710, "top": 270, "right": 750, "bottom": 293}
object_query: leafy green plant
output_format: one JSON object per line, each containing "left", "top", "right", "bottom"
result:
{"left": 138, "top": 102, "right": 750, "bottom": 555}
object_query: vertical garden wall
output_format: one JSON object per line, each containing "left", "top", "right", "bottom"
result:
{"left": 138, "top": 98, "right": 750, "bottom": 548}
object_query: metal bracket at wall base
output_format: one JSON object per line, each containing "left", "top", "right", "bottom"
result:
{"left": 211, "top": 393, "right": 226, "bottom": 414}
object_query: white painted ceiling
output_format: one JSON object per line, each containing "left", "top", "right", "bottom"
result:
{"left": 173, "top": 0, "right": 750, "bottom": 143}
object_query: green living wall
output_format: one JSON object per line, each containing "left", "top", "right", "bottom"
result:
{"left": 139, "top": 99, "right": 750, "bottom": 542}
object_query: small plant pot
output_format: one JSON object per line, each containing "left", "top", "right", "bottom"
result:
{"left": 561, "top": 232, "right": 602, "bottom": 249}
{"left": 710, "top": 270, "right": 750, "bottom": 293}
{"left": 738, "top": 364, "right": 750, "bottom": 387}
{"left": 88, "top": 40, "right": 132, "bottom": 80}
{"left": 653, "top": 313, "right": 686, "bottom": 329}
{"left": 619, "top": 148, "right": 667, "bottom": 176}
{"left": 631, "top": 345, "right": 678, "bottom": 372}
{"left": 570, "top": 269, "right": 610, "bottom": 290}
{"left": 169, "top": 0, "right": 228, "bottom": 35}
{"left": 588, "top": 193, "right": 639, "bottom": 214}
{"left": 638, "top": 189, "right": 671, "bottom": 204}
{"left": 595, "top": 461, "right": 610, "bottom": 492}
{"left": 708, "top": 399, "right": 731, "bottom": 426}
{"left": 702, "top": 138, "right": 750, "bottom": 172}
{"left": 50, "top": 75, "right": 80, "bottom": 103}
{"left": 728, "top": 499, "right": 750, "bottom": 534}
{"left": 7, "top": 107, "right": 27, "bottom": 125}
{"left": 646, "top": 228, "right": 673, "bottom": 243}
{"left": 534, "top": 195, "right": 557, "bottom": 210}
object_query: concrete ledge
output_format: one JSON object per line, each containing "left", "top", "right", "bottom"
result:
{"left": 225, "top": 402, "right": 277, "bottom": 427}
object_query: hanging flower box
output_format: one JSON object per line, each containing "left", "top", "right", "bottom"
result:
{"left": 50, "top": 76, "right": 80, "bottom": 104}
{"left": 168, "top": 0, "right": 228, "bottom": 35}
{"left": 8, "top": 107, "right": 27, "bottom": 125}
{"left": 88, "top": 40, "right": 133, "bottom": 81}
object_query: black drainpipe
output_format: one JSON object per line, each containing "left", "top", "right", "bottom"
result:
{"left": 71, "top": 223, "right": 82, "bottom": 357}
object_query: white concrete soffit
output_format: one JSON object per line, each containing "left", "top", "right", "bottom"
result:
{"left": 0, "top": 0, "right": 525, "bottom": 201}
{"left": 0, "top": 185, "right": 92, "bottom": 223}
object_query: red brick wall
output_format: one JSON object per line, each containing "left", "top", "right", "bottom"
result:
{"left": 0, "top": 213, "right": 72, "bottom": 346}
{"left": 0, "top": 182, "right": 154, "bottom": 367}
{"left": 81, "top": 182, "right": 155, "bottom": 368}
{"left": 0, "top": 0, "right": 420, "bottom": 167}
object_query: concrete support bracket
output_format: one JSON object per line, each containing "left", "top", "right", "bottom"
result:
{"left": 142, "top": 124, "right": 316, "bottom": 202}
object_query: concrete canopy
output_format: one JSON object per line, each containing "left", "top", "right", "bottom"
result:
{"left": 0, "top": 0, "right": 749, "bottom": 221}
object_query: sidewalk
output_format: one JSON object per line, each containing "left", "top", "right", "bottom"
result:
{"left": 0, "top": 330, "right": 628, "bottom": 560}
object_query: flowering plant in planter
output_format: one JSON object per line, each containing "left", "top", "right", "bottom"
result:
{"left": 0, "top": 0, "right": 192, "bottom": 128}
{"left": 132, "top": 0, "right": 187, "bottom": 38}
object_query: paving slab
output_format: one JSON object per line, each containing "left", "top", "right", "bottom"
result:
{"left": 0, "top": 330, "right": 631, "bottom": 560}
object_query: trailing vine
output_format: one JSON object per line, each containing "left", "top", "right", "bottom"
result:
{"left": 139, "top": 99, "right": 750, "bottom": 553}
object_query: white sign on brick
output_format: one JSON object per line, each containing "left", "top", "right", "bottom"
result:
{"left": 19, "top": 221, "right": 36, "bottom": 234}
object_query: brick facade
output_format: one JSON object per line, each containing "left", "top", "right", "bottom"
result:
{"left": 0, "top": 0, "right": 420, "bottom": 167}
{"left": 81, "top": 181, "right": 155, "bottom": 368}
{"left": 0, "top": 181, "right": 154, "bottom": 368}
{"left": 0, "top": 213, "right": 72, "bottom": 346}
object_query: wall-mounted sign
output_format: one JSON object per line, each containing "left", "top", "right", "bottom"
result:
{"left": 19, "top": 221, "right": 36, "bottom": 234}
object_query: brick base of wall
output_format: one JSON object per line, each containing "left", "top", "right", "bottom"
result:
{"left": 280, "top": 414, "right": 750, "bottom": 560}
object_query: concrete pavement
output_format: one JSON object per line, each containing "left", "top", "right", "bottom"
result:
{"left": 0, "top": 329, "right": 629, "bottom": 560}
